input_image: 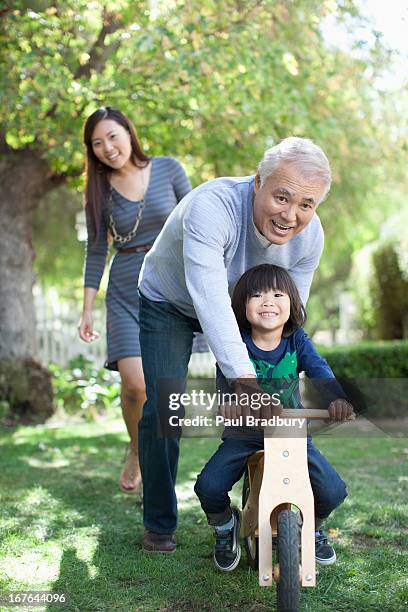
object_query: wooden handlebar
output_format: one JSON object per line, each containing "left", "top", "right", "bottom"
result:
{"left": 280, "top": 408, "right": 356, "bottom": 421}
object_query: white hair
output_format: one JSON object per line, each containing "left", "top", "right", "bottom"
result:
{"left": 257, "top": 137, "right": 332, "bottom": 202}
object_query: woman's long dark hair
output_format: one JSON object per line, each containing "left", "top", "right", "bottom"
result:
{"left": 83, "top": 106, "right": 150, "bottom": 241}
{"left": 231, "top": 264, "right": 306, "bottom": 337}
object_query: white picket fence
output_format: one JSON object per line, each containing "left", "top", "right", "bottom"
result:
{"left": 34, "top": 286, "right": 360, "bottom": 377}
{"left": 34, "top": 286, "right": 216, "bottom": 377}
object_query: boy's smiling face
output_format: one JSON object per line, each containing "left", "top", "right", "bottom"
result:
{"left": 245, "top": 288, "right": 290, "bottom": 335}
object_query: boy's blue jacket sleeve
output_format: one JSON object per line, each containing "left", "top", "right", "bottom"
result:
{"left": 295, "top": 330, "right": 349, "bottom": 406}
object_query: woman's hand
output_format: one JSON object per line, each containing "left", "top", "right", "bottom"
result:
{"left": 78, "top": 311, "right": 100, "bottom": 343}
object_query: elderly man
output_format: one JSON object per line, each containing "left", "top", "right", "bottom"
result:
{"left": 138, "top": 137, "right": 331, "bottom": 553}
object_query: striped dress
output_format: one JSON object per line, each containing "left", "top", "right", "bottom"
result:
{"left": 84, "top": 156, "right": 207, "bottom": 370}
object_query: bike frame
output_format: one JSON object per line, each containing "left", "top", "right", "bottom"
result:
{"left": 242, "top": 408, "right": 331, "bottom": 588}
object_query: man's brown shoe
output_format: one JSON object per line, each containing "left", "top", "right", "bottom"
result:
{"left": 142, "top": 530, "right": 176, "bottom": 553}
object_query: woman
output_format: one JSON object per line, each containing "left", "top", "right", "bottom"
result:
{"left": 78, "top": 106, "right": 203, "bottom": 493}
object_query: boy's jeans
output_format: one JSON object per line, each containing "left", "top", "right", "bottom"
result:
{"left": 194, "top": 436, "right": 348, "bottom": 526}
{"left": 138, "top": 292, "right": 201, "bottom": 534}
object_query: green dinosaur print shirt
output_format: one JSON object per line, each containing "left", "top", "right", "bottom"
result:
{"left": 216, "top": 328, "right": 347, "bottom": 436}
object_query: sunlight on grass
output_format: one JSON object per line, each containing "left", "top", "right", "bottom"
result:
{"left": 0, "top": 544, "right": 62, "bottom": 583}
{"left": 23, "top": 486, "right": 60, "bottom": 510}
{"left": 25, "top": 456, "right": 71, "bottom": 468}
{"left": 63, "top": 531, "right": 100, "bottom": 579}
{"left": 176, "top": 480, "right": 197, "bottom": 509}
{"left": 0, "top": 422, "right": 407, "bottom": 611}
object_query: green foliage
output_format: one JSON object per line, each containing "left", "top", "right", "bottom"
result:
{"left": 4, "top": 0, "right": 382, "bottom": 182}
{"left": 319, "top": 340, "right": 408, "bottom": 417}
{"left": 372, "top": 245, "right": 408, "bottom": 339}
{"left": 350, "top": 208, "right": 408, "bottom": 340}
{"left": 32, "top": 185, "right": 85, "bottom": 287}
{"left": 49, "top": 355, "right": 120, "bottom": 420}
{"left": 2, "top": 1, "right": 408, "bottom": 327}
{"left": 320, "top": 340, "right": 408, "bottom": 378}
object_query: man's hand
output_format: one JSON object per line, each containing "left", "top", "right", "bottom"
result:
{"left": 234, "top": 375, "right": 282, "bottom": 421}
{"left": 328, "top": 399, "right": 355, "bottom": 422}
{"left": 233, "top": 374, "right": 256, "bottom": 420}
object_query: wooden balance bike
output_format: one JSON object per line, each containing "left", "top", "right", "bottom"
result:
{"left": 241, "top": 408, "right": 345, "bottom": 612}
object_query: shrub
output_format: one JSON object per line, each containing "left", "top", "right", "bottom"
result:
{"left": 49, "top": 355, "right": 121, "bottom": 421}
{"left": 351, "top": 211, "right": 408, "bottom": 340}
{"left": 372, "top": 245, "right": 408, "bottom": 339}
{"left": 319, "top": 340, "right": 408, "bottom": 378}
{"left": 319, "top": 340, "right": 408, "bottom": 417}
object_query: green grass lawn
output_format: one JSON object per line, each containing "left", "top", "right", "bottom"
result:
{"left": 0, "top": 420, "right": 407, "bottom": 611}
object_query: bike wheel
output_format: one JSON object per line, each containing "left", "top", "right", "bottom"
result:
{"left": 242, "top": 468, "right": 258, "bottom": 569}
{"left": 276, "top": 509, "right": 300, "bottom": 612}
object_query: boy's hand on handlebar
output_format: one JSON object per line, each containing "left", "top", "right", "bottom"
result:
{"left": 260, "top": 401, "right": 283, "bottom": 421}
{"left": 219, "top": 402, "right": 248, "bottom": 421}
{"left": 328, "top": 399, "right": 355, "bottom": 422}
{"left": 218, "top": 401, "right": 282, "bottom": 423}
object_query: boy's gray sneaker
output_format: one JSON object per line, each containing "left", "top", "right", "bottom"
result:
{"left": 315, "top": 528, "right": 336, "bottom": 565}
{"left": 213, "top": 507, "right": 241, "bottom": 571}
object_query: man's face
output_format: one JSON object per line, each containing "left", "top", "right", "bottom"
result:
{"left": 252, "top": 162, "right": 327, "bottom": 245}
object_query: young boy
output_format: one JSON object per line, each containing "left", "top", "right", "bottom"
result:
{"left": 194, "top": 264, "right": 353, "bottom": 571}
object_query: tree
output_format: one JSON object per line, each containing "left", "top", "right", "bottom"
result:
{"left": 0, "top": 0, "right": 396, "bottom": 415}
{"left": 351, "top": 209, "right": 408, "bottom": 340}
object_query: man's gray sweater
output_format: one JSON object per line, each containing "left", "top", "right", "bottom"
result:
{"left": 139, "top": 176, "right": 324, "bottom": 380}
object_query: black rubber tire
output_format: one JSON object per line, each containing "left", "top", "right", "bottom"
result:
{"left": 276, "top": 509, "right": 300, "bottom": 612}
{"left": 242, "top": 468, "right": 259, "bottom": 569}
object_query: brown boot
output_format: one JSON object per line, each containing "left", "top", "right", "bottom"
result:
{"left": 142, "top": 530, "right": 177, "bottom": 553}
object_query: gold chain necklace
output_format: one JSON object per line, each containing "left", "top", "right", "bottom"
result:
{"left": 108, "top": 166, "right": 147, "bottom": 245}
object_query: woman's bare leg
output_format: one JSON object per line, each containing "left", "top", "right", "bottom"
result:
{"left": 117, "top": 356, "right": 146, "bottom": 493}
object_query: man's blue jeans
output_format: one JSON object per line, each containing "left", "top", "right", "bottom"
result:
{"left": 194, "top": 436, "right": 348, "bottom": 526}
{"left": 138, "top": 292, "right": 201, "bottom": 534}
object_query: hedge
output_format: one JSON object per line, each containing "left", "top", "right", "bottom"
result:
{"left": 319, "top": 340, "right": 408, "bottom": 378}
{"left": 318, "top": 340, "right": 408, "bottom": 417}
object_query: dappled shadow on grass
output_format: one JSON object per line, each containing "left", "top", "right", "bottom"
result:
{"left": 1, "top": 428, "right": 408, "bottom": 611}
{"left": 1, "top": 429, "right": 268, "bottom": 611}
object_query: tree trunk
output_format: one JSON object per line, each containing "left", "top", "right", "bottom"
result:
{"left": 0, "top": 149, "right": 62, "bottom": 422}
{"left": 0, "top": 175, "right": 36, "bottom": 359}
